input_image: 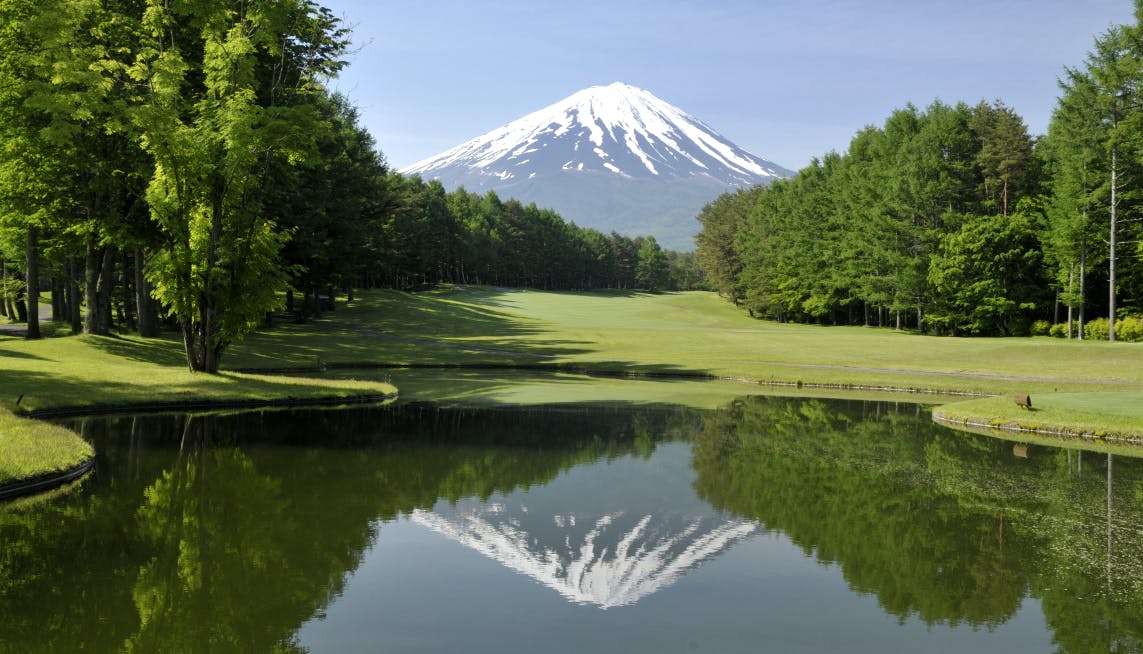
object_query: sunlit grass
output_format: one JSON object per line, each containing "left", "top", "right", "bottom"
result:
{"left": 934, "top": 392, "right": 1143, "bottom": 441}
{"left": 0, "top": 330, "right": 395, "bottom": 491}
{"left": 0, "top": 408, "right": 92, "bottom": 486}
{"left": 230, "top": 287, "right": 1143, "bottom": 396}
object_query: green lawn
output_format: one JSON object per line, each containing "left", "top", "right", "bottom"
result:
{"left": 933, "top": 392, "right": 1143, "bottom": 443}
{"left": 5, "top": 285, "right": 1143, "bottom": 490}
{"left": 231, "top": 287, "right": 1143, "bottom": 396}
{"left": 0, "top": 409, "right": 93, "bottom": 487}
{"left": 0, "top": 331, "right": 395, "bottom": 488}
{"left": 230, "top": 286, "right": 1143, "bottom": 442}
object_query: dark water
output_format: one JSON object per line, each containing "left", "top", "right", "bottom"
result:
{"left": 2, "top": 397, "right": 1142, "bottom": 653}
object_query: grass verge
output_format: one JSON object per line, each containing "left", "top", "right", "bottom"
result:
{"left": 0, "top": 331, "right": 396, "bottom": 494}
{"left": 933, "top": 392, "right": 1143, "bottom": 443}
{"left": 0, "top": 408, "right": 93, "bottom": 487}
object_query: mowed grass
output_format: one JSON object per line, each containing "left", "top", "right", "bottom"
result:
{"left": 229, "top": 286, "right": 1143, "bottom": 440}
{"left": 0, "top": 331, "right": 395, "bottom": 489}
{"left": 230, "top": 287, "right": 1143, "bottom": 396}
{"left": 0, "top": 409, "right": 93, "bottom": 486}
{"left": 0, "top": 333, "right": 395, "bottom": 414}
{"left": 933, "top": 392, "right": 1143, "bottom": 442}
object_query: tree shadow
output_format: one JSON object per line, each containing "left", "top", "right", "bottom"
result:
{"left": 83, "top": 334, "right": 189, "bottom": 367}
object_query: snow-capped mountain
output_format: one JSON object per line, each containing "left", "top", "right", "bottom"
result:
{"left": 401, "top": 83, "right": 792, "bottom": 250}
{"left": 412, "top": 504, "right": 756, "bottom": 609}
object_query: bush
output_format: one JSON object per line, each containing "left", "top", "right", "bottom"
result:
{"left": 1085, "top": 317, "right": 1110, "bottom": 341}
{"left": 1048, "top": 322, "right": 1069, "bottom": 338}
{"left": 1116, "top": 316, "right": 1143, "bottom": 342}
{"left": 1030, "top": 320, "right": 1051, "bottom": 336}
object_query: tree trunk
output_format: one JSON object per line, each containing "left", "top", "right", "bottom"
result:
{"left": 1066, "top": 263, "right": 1074, "bottom": 339}
{"left": 67, "top": 258, "right": 82, "bottom": 334}
{"left": 1079, "top": 242, "right": 1086, "bottom": 340}
{"left": 1109, "top": 148, "right": 1118, "bottom": 342}
{"left": 135, "top": 248, "right": 160, "bottom": 337}
{"left": 25, "top": 226, "right": 41, "bottom": 339}
{"left": 0, "top": 255, "right": 8, "bottom": 318}
{"left": 84, "top": 233, "right": 116, "bottom": 335}
{"left": 120, "top": 251, "right": 135, "bottom": 332}
{"left": 51, "top": 277, "right": 61, "bottom": 323}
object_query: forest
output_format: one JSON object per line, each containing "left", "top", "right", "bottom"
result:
{"left": 6, "top": 1, "right": 1143, "bottom": 378}
{"left": 0, "top": 0, "right": 696, "bottom": 372}
{"left": 696, "top": 7, "right": 1143, "bottom": 339}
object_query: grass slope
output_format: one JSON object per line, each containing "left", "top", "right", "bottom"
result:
{"left": 230, "top": 286, "right": 1143, "bottom": 441}
{"left": 0, "top": 410, "right": 93, "bottom": 487}
{"left": 231, "top": 287, "right": 1143, "bottom": 396}
{"left": 0, "top": 332, "right": 395, "bottom": 488}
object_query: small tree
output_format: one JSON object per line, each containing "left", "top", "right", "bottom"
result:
{"left": 635, "top": 236, "right": 669, "bottom": 292}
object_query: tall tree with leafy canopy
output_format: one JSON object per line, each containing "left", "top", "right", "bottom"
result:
{"left": 132, "top": 0, "right": 347, "bottom": 372}
{"left": 969, "top": 101, "right": 1035, "bottom": 218}
{"left": 1052, "top": 19, "right": 1143, "bottom": 341}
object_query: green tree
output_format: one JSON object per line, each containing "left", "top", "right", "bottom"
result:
{"left": 635, "top": 235, "right": 669, "bottom": 292}
{"left": 926, "top": 201, "right": 1048, "bottom": 335}
{"left": 132, "top": 0, "right": 347, "bottom": 372}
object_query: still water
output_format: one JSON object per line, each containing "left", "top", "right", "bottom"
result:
{"left": 1, "top": 396, "right": 1141, "bottom": 653}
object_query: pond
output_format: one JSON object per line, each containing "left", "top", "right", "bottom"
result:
{"left": 1, "top": 394, "right": 1142, "bottom": 652}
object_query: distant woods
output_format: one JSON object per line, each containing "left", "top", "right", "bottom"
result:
{"left": 0, "top": 0, "right": 697, "bottom": 372}
{"left": 696, "top": 4, "right": 1143, "bottom": 339}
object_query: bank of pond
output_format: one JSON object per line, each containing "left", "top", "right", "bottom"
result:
{"left": 1, "top": 392, "right": 1140, "bottom": 653}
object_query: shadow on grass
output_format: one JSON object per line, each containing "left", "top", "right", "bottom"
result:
{"left": 0, "top": 348, "right": 49, "bottom": 361}
{"left": 228, "top": 289, "right": 599, "bottom": 368}
{"left": 82, "top": 333, "right": 189, "bottom": 367}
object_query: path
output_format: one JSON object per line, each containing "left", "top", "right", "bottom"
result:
{"left": 0, "top": 305, "right": 53, "bottom": 337}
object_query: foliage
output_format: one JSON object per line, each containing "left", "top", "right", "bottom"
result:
{"left": 1031, "top": 320, "right": 1052, "bottom": 336}
{"left": 1049, "top": 322, "right": 1070, "bottom": 338}
{"left": 1085, "top": 317, "right": 1110, "bottom": 340}
{"left": 1115, "top": 315, "right": 1143, "bottom": 341}
{"left": 699, "top": 100, "right": 1044, "bottom": 334}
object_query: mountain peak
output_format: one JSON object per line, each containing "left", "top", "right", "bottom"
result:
{"left": 400, "top": 83, "right": 791, "bottom": 250}
{"left": 402, "top": 83, "right": 787, "bottom": 184}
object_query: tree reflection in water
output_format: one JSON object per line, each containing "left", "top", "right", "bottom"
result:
{"left": 691, "top": 396, "right": 1143, "bottom": 652}
{"left": 0, "top": 398, "right": 1140, "bottom": 653}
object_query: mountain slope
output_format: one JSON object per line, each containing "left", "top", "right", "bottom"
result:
{"left": 401, "top": 83, "right": 791, "bottom": 250}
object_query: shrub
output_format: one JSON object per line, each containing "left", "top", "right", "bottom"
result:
{"left": 1048, "top": 323, "right": 1069, "bottom": 338}
{"left": 1030, "top": 320, "right": 1051, "bottom": 336}
{"left": 1085, "top": 317, "right": 1110, "bottom": 341}
{"left": 1116, "top": 316, "right": 1143, "bottom": 342}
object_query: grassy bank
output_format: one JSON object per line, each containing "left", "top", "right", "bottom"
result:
{"left": 0, "top": 331, "right": 396, "bottom": 492}
{"left": 0, "top": 409, "right": 93, "bottom": 487}
{"left": 933, "top": 392, "right": 1143, "bottom": 442}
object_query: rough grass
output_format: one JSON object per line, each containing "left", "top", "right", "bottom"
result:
{"left": 0, "top": 408, "right": 93, "bottom": 486}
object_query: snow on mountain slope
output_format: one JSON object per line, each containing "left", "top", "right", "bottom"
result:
{"left": 400, "top": 83, "right": 792, "bottom": 250}
{"left": 403, "top": 82, "right": 787, "bottom": 184}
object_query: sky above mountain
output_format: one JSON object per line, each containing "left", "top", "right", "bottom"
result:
{"left": 319, "top": 0, "right": 1135, "bottom": 173}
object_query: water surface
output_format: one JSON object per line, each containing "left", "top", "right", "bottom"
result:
{"left": 1, "top": 396, "right": 1141, "bottom": 652}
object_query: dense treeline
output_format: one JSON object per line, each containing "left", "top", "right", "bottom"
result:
{"left": 697, "top": 5, "right": 1143, "bottom": 338}
{"left": 0, "top": 0, "right": 699, "bottom": 372}
{"left": 373, "top": 176, "right": 699, "bottom": 293}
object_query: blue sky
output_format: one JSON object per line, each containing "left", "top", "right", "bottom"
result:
{"left": 319, "top": 0, "right": 1136, "bottom": 172}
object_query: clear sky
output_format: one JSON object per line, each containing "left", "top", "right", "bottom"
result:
{"left": 317, "top": 0, "right": 1136, "bottom": 173}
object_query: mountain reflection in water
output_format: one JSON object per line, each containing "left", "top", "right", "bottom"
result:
{"left": 412, "top": 472, "right": 757, "bottom": 608}
{"left": 0, "top": 396, "right": 1140, "bottom": 653}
